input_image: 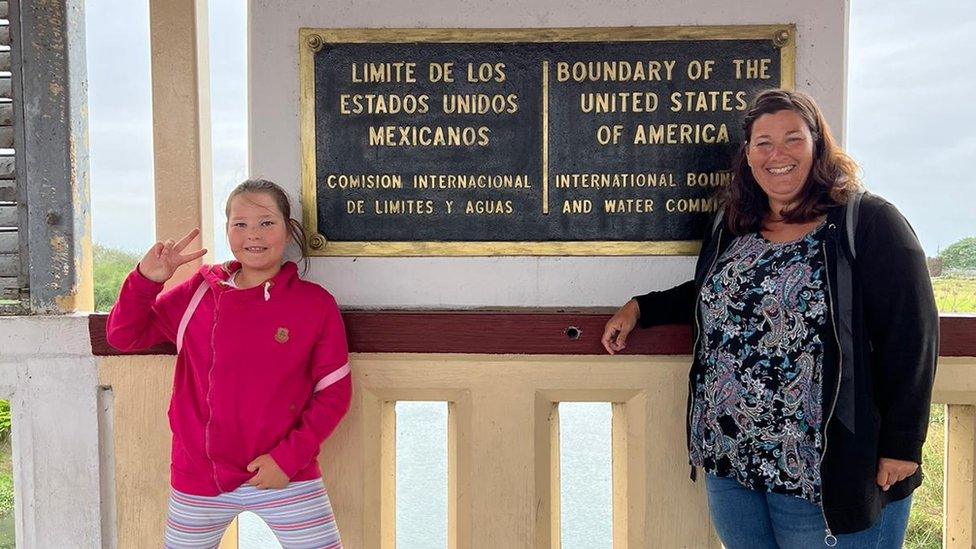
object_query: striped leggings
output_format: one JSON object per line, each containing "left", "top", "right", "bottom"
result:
{"left": 164, "top": 479, "right": 342, "bottom": 549}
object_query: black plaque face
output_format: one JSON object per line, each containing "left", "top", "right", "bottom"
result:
{"left": 299, "top": 27, "right": 795, "bottom": 256}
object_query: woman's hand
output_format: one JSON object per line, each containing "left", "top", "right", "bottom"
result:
{"left": 601, "top": 299, "right": 641, "bottom": 355}
{"left": 246, "top": 454, "right": 289, "bottom": 489}
{"left": 137, "top": 228, "right": 207, "bottom": 284}
{"left": 877, "top": 457, "right": 919, "bottom": 491}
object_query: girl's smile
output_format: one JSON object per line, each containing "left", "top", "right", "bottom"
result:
{"left": 227, "top": 192, "right": 289, "bottom": 285}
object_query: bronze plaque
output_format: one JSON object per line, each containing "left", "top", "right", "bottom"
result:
{"left": 299, "top": 26, "right": 795, "bottom": 256}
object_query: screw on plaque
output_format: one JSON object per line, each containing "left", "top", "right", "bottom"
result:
{"left": 310, "top": 234, "right": 327, "bottom": 250}
{"left": 773, "top": 29, "right": 791, "bottom": 48}
{"left": 307, "top": 34, "right": 324, "bottom": 52}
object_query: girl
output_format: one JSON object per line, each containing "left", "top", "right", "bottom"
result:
{"left": 107, "top": 179, "right": 350, "bottom": 548}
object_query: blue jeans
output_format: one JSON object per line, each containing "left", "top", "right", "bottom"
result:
{"left": 705, "top": 474, "right": 912, "bottom": 548}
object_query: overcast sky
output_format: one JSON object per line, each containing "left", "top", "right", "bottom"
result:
{"left": 86, "top": 0, "right": 246, "bottom": 261}
{"left": 86, "top": 0, "right": 975, "bottom": 258}
{"left": 847, "top": 0, "right": 975, "bottom": 254}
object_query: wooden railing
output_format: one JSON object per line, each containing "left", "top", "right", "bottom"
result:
{"left": 88, "top": 313, "right": 975, "bottom": 548}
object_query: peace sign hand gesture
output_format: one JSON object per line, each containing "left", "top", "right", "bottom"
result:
{"left": 138, "top": 228, "right": 208, "bottom": 284}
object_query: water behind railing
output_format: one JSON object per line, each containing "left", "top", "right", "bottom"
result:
{"left": 238, "top": 403, "right": 614, "bottom": 548}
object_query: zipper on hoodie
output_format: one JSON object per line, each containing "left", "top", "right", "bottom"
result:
{"left": 204, "top": 287, "right": 224, "bottom": 493}
{"left": 689, "top": 229, "right": 724, "bottom": 477}
{"left": 818, "top": 237, "right": 843, "bottom": 546}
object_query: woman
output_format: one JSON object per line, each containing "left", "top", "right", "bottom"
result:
{"left": 602, "top": 89, "right": 938, "bottom": 548}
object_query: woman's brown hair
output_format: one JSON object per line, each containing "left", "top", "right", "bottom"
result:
{"left": 724, "top": 89, "right": 862, "bottom": 235}
{"left": 225, "top": 179, "right": 310, "bottom": 273}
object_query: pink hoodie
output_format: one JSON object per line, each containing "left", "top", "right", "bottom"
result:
{"left": 106, "top": 261, "right": 351, "bottom": 496}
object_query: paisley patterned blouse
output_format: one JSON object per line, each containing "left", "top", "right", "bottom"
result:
{"left": 691, "top": 222, "right": 830, "bottom": 503}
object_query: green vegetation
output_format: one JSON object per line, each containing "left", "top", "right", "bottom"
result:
{"left": 906, "top": 405, "right": 945, "bottom": 549}
{"left": 0, "top": 403, "right": 8, "bottom": 440}
{"left": 907, "top": 274, "right": 975, "bottom": 549}
{"left": 94, "top": 244, "right": 141, "bottom": 312}
{"left": 933, "top": 236, "right": 976, "bottom": 311}
{"left": 0, "top": 401, "right": 13, "bottom": 548}
{"left": 939, "top": 237, "right": 976, "bottom": 271}
{"left": 932, "top": 277, "right": 976, "bottom": 314}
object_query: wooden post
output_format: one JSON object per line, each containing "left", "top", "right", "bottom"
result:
{"left": 612, "top": 402, "right": 629, "bottom": 548}
{"left": 10, "top": 0, "right": 94, "bottom": 312}
{"left": 944, "top": 404, "right": 976, "bottom": 549}
{"left": 218, "top": 520, "right": 238, "bottom": 548}
{"left": 149, "top": 0, "right": 214, "bottom": 289}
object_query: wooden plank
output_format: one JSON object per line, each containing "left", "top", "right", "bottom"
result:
{"left": 0, "top": 179, "right": 12, "bottom": 201}
{"left": 0, "top": 126, "right": 11, "bottom": 148}
{"left": 97, "top": 357, "right": 176, "bottom": 548}
{"left": 611, "top": 401, "right": 631, "bottom": 547}
{"left": 0, "top": 302, "right": 24, "bottom": 314}
{"left": 19, "top": 1, "right": 94, "bottom": 313}
{"left": 0, "top": 253, "right": 16, "bottom": 277}
{"left": 943, "top": 316, "right": 976, "bottom": 357}
{"left": 0, "top": 230, "right": 14, "bottom": 253}
{"left": 0, "top": 103, "right": 11, "bottom": 126}
{"left": 0, "top": 77, "right": 9, "bottom": 100}
{"left": 0, "top": 155, "right": 13, "bottom": 179}
{"left": 945, "top": 404, "right": 976, "bottom": 549}
{"left": 150, "top": 0, "right": 215, "bottom": 290}
{"left": 0, "top": 275, "right": 17, "bottom": 300}
{"left": 217, "top": 521, "right": 238, "bottom": 548}
{"left": 0, "top": 25, "right": 7, "bottom": 47}
{"left": 0, "top": 2, "right": 8, "bottom": 20}
{"left": 0, "top": 202, "right": 15, "bottom": 226}
{"left": 90, "top": 314, "right": 175, "bottom": 355}
{"left": 0, "top": 52, "right": 8, "bottom": 72}
{"left": 88, "top": 312, "right": 976, "bottom": 357}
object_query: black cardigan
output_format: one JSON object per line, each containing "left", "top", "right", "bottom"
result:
{"left": 634, "top": 193, "right": 939, "bottom": 535}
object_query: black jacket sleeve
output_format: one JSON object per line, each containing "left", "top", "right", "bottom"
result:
{"left": 858, "top": 201, "right": 939, "bottom": 463}
{"left": 633, "top": 280, "right": 696, "bottom": 329}
{"left": 632, "top": 211, "right": 723, "bottom": 329}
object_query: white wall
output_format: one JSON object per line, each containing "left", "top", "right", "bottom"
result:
{"left": 0, "top": 315, "right": 109, "bottom": 548}
{"left": 248, "top": 0, "right": 849, "bottom": 308}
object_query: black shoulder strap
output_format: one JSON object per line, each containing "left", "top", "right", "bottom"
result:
{"left": 846, "top": 189, "right": 865, "bottom": 260}
{"left": 711, "top": 194, "right": 861, "bottom": 251}
{"left": 710, "top": 208, "right": 725, "bottom": 238}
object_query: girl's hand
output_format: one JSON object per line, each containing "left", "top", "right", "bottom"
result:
{"left": 246, "top": 454, "right": 289, "bottom": 489}
{"left": 137, "top": 228, "right": 207, "bottom": 283}
{"left": 601, "top": 299, "right": 640, "bottom": 355}
{"left": 876, "top": 457, "right": 919, "bottom": 491}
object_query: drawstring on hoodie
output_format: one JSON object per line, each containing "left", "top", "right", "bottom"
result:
{"left": 219, "top": 268, "right": 273, "bottom": 301}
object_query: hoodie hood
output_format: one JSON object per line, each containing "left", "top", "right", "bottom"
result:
{"left": 199, "top": 261, "right": 299, "bottom": 301}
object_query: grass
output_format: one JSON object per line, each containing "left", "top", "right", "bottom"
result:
{"left": 906, "top": 405, "right": 945, "bottom": 549}
{"left": 93, "top": 244, "right": 141, "bottom": 312}
{"left": 0, "top": 428, "right": 13, "bottom": 549}
{"left": 906, "top": 276, "right": 975, "bottom": 549}
{"left": 932, "top": 276, "right": 976, "bottom": 314}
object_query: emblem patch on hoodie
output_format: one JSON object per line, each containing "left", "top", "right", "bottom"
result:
{"left": 275, "top": 327, "right": 290, "bottom": 344}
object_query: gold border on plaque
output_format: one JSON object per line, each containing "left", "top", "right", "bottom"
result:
{"left": 299, "top": 25, "right": 797, "bottom": 257}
